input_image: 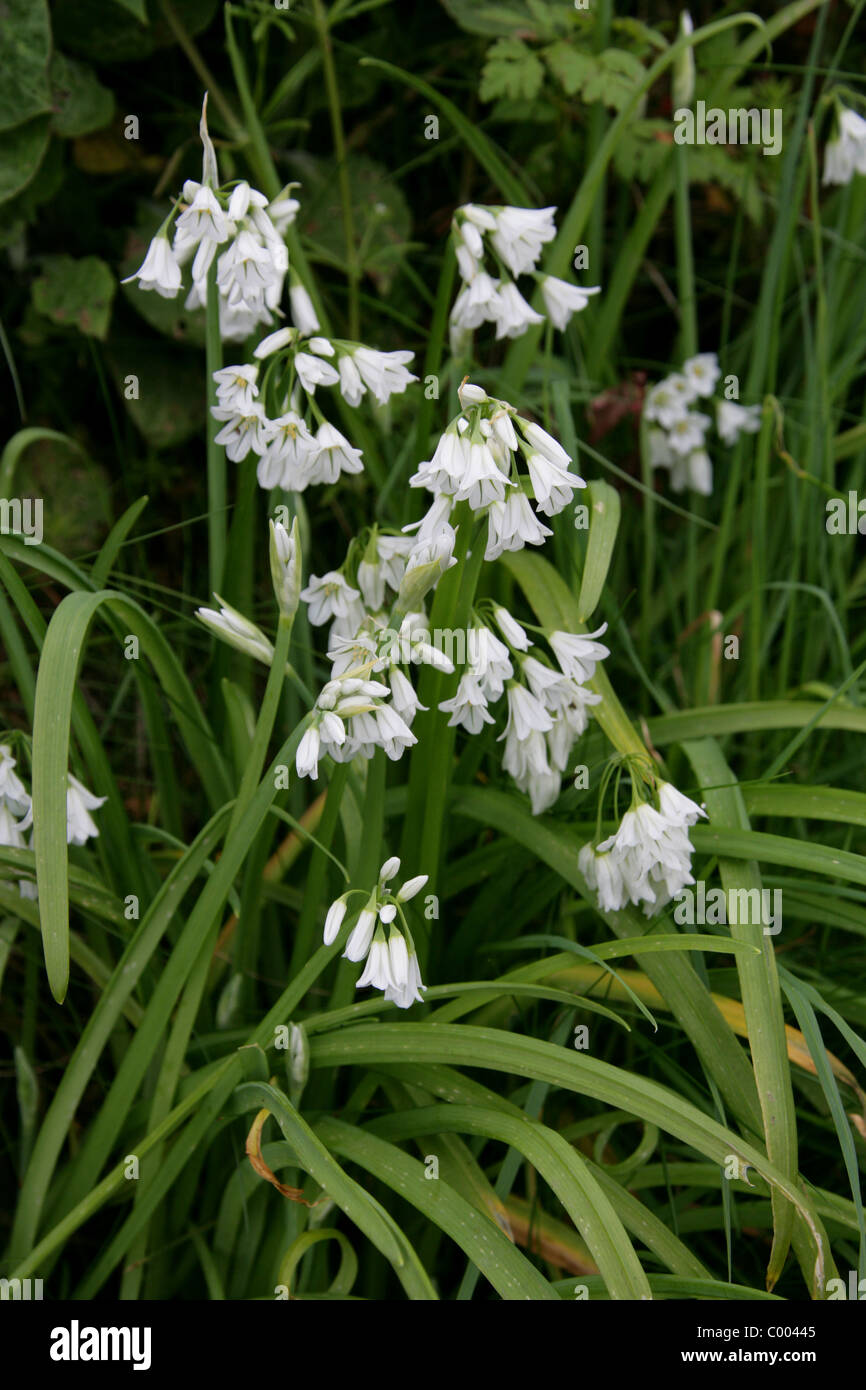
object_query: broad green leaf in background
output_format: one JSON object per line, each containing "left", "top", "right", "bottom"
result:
{"left": 0, "top": 0, "right": 52, "bottom": 133}
{"left": 288, "top": 152, "right": 412, "bottom": 295}
{"left": 49, "top": 53, "right": 115, "bottom": 138}
{"left": 53, "top": 0, "right": 220, "bottom": 66}
{"left": 31, "top": 255, "right": 117, "bottom": 341}
{"left": 0, "top": 428, "right": 86, "bottom": 499}
{"left": 0, "top": 118, "right": 52, "bottom": 205}
{"left": 105, "top": 340, "right": 205, "bottom": 447}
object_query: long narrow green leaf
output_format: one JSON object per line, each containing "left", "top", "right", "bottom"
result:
{"left": 683, "top": 739, "right": 798, "bottom": 1289}
{"left": 308, "top": 1023, "right": 831, "bottom": 1295}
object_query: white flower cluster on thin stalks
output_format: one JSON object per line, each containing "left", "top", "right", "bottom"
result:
{"left": 0, "top": 743, "right": 106, "bottom": 898}
{"left": 322, "top": 857, "right": 428, "bottom": 1009}
{"left": 125, "top": 99, "right": 417, "bottom": 491}
{"left": 449, "top": 203, "right": 599, "bottom": 353}
{"left": 126, "top": 94, "right": 710, "bottom": 1003}
{"left": 211, "top": 329, "right": 416, "bottom": 491}
{"left": 643, "top": 351, "right": 762, "bottom": 495}
{"left": 123, "top": 98, "right": 297, "bottom": 341}
{"left": 294, "top": 380, "right": 614, "bottom": 816}
{"left": 579, "top": 781, "right": 707, "bottom": 916}
{"left": 823, "top": 104, "right": 866, "bottom": 185}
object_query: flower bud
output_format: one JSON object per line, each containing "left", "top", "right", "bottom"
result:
{"left": 458, "top": 380, "right": 488, "bottom": 411}
{"left": 396, "top": 873, "right": 428, "bottom": 902}
{"left": 379, "top": 856, "right": 401, "bottom": 883}
{"left": 199, "top": 92, "right": 219, "bottom": 189}
{"left": 269, "top": 516, "right": 302, "bottom": 620}
{"left": 394, "top": 531, "right": 456, "bottom": 615}
{"left": 254, "top": 327, "right": 294, "bottom": 359}
{"left": 323, "top": 895, "right": 348, "bottom": 946}
{"left": 196, "top": 596, "right": 274, "bottom": 665}
{"left": 672, "top": 12, "right": 695, "bottom": 110}
{"left": 290, "top": 272, "right": 320, "bottom": 336}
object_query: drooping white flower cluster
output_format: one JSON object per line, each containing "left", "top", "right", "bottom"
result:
{"left": 296, "top": 674, "right": 419, "bottom": 779}
{"left": 579, "top": 781, "right": 706, "bottom": 916}
{"left": 295, "top": 528, "right": 457, "bottom": 781}
{"left": 438, "top": 608, "right": 608, "bottom": 814}
{"left": 0, "top": 744, "right": 105, "bottom": 899}
{"left": 644, "top": 352, "right": 762, "bottom": 495}
{"left": 322, "top": 857, "right": 428, "bottom": 1008}
{"left": 449, "top": 203, "right": 600, "bottom": 352}
{"left": 823, "top": 105, "right": 866, "bottom": 186}
{"left": 289, "top": 378, "right": 603, "bottom": 812}
{"left": 123, "top": 99, "right": 297, "bottom": 341}
{"left": 211, "top": 325, "right": 416, "bottom": 491}
{"left": 411, "top": 381, "right": 586, "bottom": 562}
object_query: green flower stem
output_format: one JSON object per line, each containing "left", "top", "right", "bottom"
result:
{"left": 412, "top": 516, "right": 486, "bottom": 911}
{"left": 411, "top": 246, "right": 456, "bottom": 495}
{"left": 589, "top": 663, "right": 654, "bottom": 769}
{"left": 289, "top": 761, "right": 350, "bottom": 976}
{"left": 205, "top": 258, "right": 224, "bottom": 596}
{"left": 312, "top": 0, "right": 361, "bottom": 340}
{"left": 324, "top": 750, "right": 387, "bottom": 1025}
{"left": 639, "top": 410, "right": 655, "bottom": 679}
{"left": 224, "top": 4, "right": 282, "bottom": 199}
{"left": 159, "top": 0, "right": 245, "bottom": 141}
{"left": 223, "top": 454, "right": 259, "bottom": 687}
{"left": 229, "top": 614, "right": 295, "bottom": 838}
{"left": 673, "top": 144, "right": 697, "bottom": 364}
{"left": 673, "top": 138, "right": 700, "bottom": 636}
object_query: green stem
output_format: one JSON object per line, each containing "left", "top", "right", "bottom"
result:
{"left": 312, "top": 0, "right": 360, "bottom": 339}
{"left": 418, "top": 519, "right": 486, "bottom": 900}
{"left": 673, "top": 143, "right": 697, "bottom": 362}
{"left": 205, "top": 259, "right": 225, "bottom": 596}
{"left": 224, "top": 4, "right": 282, "bottom": 197}
{"left": 229, "top": 615, "right": 294, "bottom": 836}
{"left": 289, "top": 762, "right": 350, "bottom": 975}
{"left": 159, "top": 0, "right": 244, "bottom": 139}
{"left": 639, "top": 411, "right": 655, "bottom": 680}
{"left": 673, "top": 141, "right": 699, "bottom": 639}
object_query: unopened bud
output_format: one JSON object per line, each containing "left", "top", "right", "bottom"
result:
{"left": 394, "top": 532, "right": 456, "bottom": 615}
{"left": 672, "top": 12, "right": 695, "bottom": 110}
{"left": 196, "top": 596, "right": 274, "bottom": 665}
{"left": 269, "top": 516, "right": 302, "bottom": 620}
